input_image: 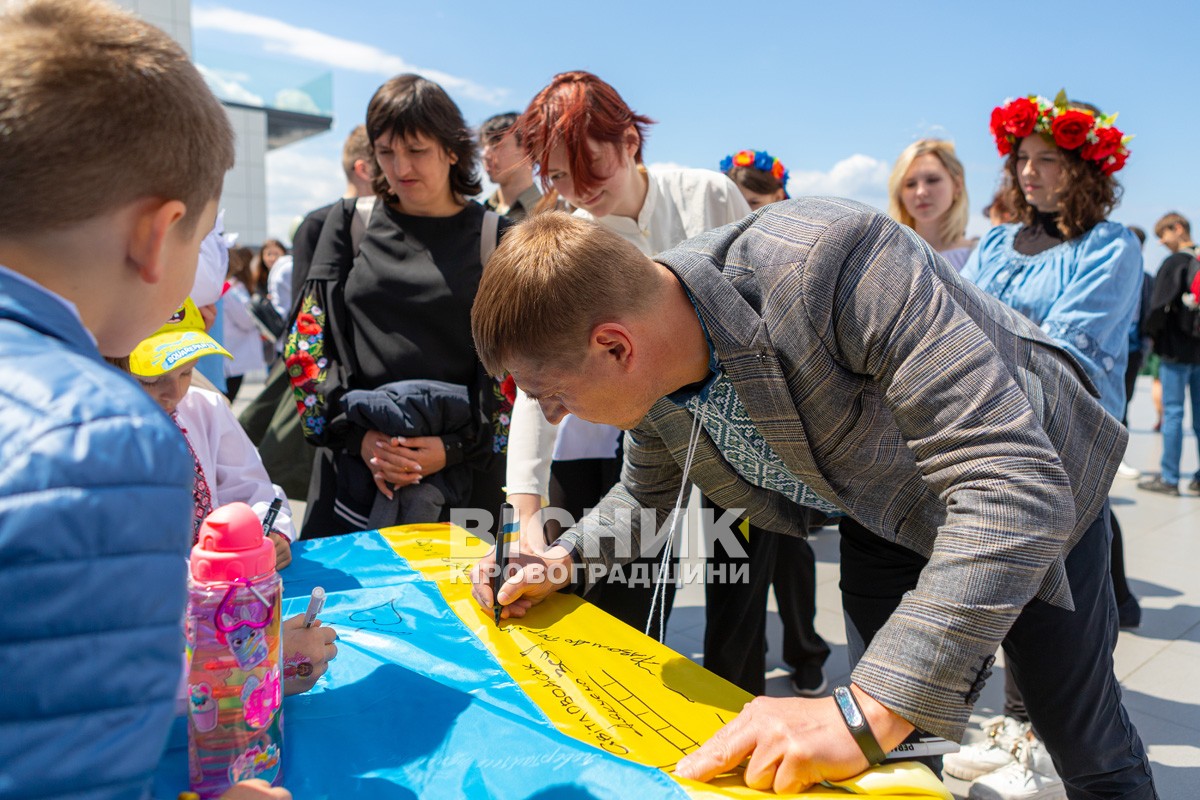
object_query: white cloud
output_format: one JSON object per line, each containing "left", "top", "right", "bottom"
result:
{"left": 196, "top": 63, "right": 263, "bottom": 106}
{"left": 265, "top": 146, "right": 345, "bottom": 243}
{"left": 787, "top": 154, "right": 890, "bottom": 206}
{"left": 273, "top": 88, "right": 321, "bottom": 115}
{"left": 193, "top": 7, "right": 506, "bottom": 104}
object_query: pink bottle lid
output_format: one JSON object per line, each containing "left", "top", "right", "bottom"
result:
{"left": 190, "top": 502, "right": 276, "bottom": 582}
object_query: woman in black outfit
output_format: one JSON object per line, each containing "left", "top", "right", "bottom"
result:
{"left": 287, "top": 74, "right": 510, "bottom": 537}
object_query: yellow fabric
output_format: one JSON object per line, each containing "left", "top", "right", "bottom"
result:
{"left": 381, "top": 524, "right": 951, "bottom": 800}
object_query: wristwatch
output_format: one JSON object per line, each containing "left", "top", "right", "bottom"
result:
{"left": 832, "top": 686, "right": 886, "bottom": 766}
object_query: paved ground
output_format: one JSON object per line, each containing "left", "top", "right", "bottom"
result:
{"left": 238, "top": 372, "right": 1198, "bottom": 795}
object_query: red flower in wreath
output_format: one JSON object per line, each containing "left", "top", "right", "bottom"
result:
{"left": 989, "top": 106, "right": 1012, "bottom": 155}
{"left": 500, "top": 373, "right": 517, "bottom": 406}
{"left": 733, "top": 150, "right": 754, "bottom": 168}
{"left": 1100, "top": 148, "right": 1129, "bottom": 176}
{"left": 1050, "top": 110, "right": 1094, "bottom": 151}
{"left": 1002, "top": 97, "right": 1040, "bottom": 138}
{"left": 286, "top": 351, "right": 320, "bottom": 384}
{"left": 296, "top": 312, "right": 320, "bottom": 336}
{"left": 1081, "top": 126, "right": 1123, "bottom": 163}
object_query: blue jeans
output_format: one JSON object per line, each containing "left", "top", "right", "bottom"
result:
{"left": 1159, "top": 361, "right": 1200, "bottom": 485}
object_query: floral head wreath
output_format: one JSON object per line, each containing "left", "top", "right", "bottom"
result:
{"left": 719, "top": 149, "right": 790, "bottom": 198}
{"left": 989, "top": 90, "right": 1131, "bottom": 175}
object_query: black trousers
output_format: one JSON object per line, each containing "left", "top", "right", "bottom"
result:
{"left": 703, "top": 523, "right": 828, "bottom": 695}
{"left": 839, "top": 511, "right": 1157, "bottom": 799}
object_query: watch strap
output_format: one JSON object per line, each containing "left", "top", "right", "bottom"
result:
{"left": 832, "top": 686, "right": 886, "bottom": 766}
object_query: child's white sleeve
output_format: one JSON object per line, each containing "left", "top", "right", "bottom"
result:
{"left": 206, "top": 393, "right": 297, "bottom": 541}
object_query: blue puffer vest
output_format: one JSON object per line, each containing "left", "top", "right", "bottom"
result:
{"left": 0, "top": 270, "right": 193, "bottom": 799}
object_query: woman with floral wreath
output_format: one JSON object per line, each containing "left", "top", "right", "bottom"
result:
{"left": 937, "top": 92, "right": 1148, "bottom": 799}
{"left": 286, "top": 74, "right": 511, "bottom": 537}
{"left": 887, "top": 138, "right": 976, "bottom": 271}
{"left": 504, "top": 71, "right": 752, "bottom": 643}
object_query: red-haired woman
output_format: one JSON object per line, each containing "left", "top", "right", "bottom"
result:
{"left": 505, "top": 71, "right": 751, "bottom": 648}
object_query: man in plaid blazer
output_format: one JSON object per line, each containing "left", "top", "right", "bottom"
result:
{"left": 470, "top": 199, "right": 1156, "bottom": 798}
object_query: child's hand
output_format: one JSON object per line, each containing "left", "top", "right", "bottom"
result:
{"left": 281, "top": 614, "right": 338, "bottom": 696}
{"left": 268, "top": 532, "right": 292, "bottom": 569}
{"left": 219, "top": 779, "right": 291, "bottom": 798}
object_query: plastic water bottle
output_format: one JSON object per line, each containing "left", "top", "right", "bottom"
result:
{"left": 185, "top": 502, "right": 284, "bottom": 797}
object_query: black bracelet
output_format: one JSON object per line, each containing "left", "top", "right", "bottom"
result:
{"left": 832, "top": 686, "right": 886, "bottom": 766}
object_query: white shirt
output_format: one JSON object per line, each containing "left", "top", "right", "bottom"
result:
{"left": 221, "top": 280, "right": 266, "bottom": 377}
{"left": 267, "top": 255, "right": 293, "bottom": 319}
{"left": 505, "top": 168, "right": 751, "bottom": 498}
{"left": 176, "top": 386, "right": 296, "bottom": 541}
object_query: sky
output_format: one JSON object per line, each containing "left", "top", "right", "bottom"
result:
{"left": 192, "top": 0, "right": 1200, "bottom": 271}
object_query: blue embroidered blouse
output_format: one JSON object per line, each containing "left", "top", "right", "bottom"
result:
{"left": 961, "top": 221, "right": 1143, "bottom": 419}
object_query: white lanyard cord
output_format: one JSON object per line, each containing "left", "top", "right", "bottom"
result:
{"left": 645, "top": 397, "right": 708, "bottom": 641}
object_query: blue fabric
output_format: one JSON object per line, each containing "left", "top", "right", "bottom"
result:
{"left": 154, "top": 531, "right": 687, "bottom": 800}
{"left": 1158, "top": 361, "right": 1200, "bottom": 485}
{"left": 0, "top": 270, "right": 194, "bottom": 800}
{"left": 961, "top": 222, "right": 1143, "bottom": 419}
{"left": 193, "top": 298, "right": 227, "bottom": 393}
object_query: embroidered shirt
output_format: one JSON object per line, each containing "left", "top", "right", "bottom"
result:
{"left": 672, "top": 371, "right": 842, "bottom": 516}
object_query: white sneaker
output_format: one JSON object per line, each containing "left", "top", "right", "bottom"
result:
{"left": 968, "top": 736, "right": 1065, "bottom": 800}
{"left": 1116, "top": 461, "right": 1141, "bottom": 480}
{"left": 944, "top": 715, "right": 1028, "bottom": 781}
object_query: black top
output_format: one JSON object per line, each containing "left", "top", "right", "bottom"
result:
{"left": 339, "top": 201, "right": 510, "bottom": 390}
{"left": 1146, "top": 249, "right": 1200, "bottom": 363}
{"left": 1013, "top": 210, "right": 1066, "bottom": 256}
{"left": 291, "top": 201, "right": 337, "bottom": 303}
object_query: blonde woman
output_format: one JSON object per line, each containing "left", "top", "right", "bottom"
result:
{"left": 887, "top": 138, "right": 975, "bottom": 270}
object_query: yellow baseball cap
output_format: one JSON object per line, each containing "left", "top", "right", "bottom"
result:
{"left": 128, "top": 298, "right": 232, "bottom": 377}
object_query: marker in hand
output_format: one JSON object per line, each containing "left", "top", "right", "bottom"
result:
{"left": 262, "top": 497, "right": 283, "bottom": 536}
{"left": 492, "top": 502, "right": 515, "bottom": 626}
{"left": 303, "top": 586, "right": 326, "bottom": 628}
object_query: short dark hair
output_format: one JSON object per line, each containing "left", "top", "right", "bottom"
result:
{"left": 481, "top": 112, "right": 521, "bottom": 146}
{"left": 0, "top": 0, "right": 234, "bottom": 237}
{"left": 1154, "top": 212, "right": 1190, "bottom": 238}
{"left": 366, "top": 74, "right": 481, "bottom": 201}
{"left": 1127, "top": 225, "right": 1146, "bottom": 246}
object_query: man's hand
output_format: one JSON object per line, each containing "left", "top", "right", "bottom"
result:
{"left": 508, "top": 492, "right": 548, "bottom": 553}
{"left": 268, "top": 532, "right": 292, "bottom": 569}
{"left": 360, "top": 430, "right": 424, "bottom": 499}
{"left": 674, "top": 686, "right": 913, "bottom": 793}
{"left": 470, "top": 541, "right": 574, "bottom": 620}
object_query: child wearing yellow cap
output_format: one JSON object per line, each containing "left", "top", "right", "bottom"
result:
{"left": 129, "top": 297, "right": 296, "bottom": 567}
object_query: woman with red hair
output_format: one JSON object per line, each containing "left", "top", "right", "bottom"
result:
{"left": 505, "top": 71, "right": 752, "bottom": 647}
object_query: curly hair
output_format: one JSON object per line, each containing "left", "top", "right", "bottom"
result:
{"left": 1002, "top": 136, "right": 1121, "bottom": 240}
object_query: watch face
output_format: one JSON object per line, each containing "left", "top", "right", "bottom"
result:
{"left": 834, "top": 687, "right": 864, "bottom": 727}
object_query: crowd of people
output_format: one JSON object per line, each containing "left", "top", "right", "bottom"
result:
{"left": 4, "top": 0, "right": 1197, "bottom": 798}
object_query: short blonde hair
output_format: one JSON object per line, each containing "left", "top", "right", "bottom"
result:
{"left": 0, "top": 0, "right": 234, "bottom": 237}
{"left": 887, "top": 139, "right": 969, "bottom": 247}
{"left": 472, "top": 212, "right": 659, "bottom": 376}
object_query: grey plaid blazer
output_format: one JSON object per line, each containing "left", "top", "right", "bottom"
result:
{"left": 559, "top": 198, "right": 1125, "bottom": 740}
